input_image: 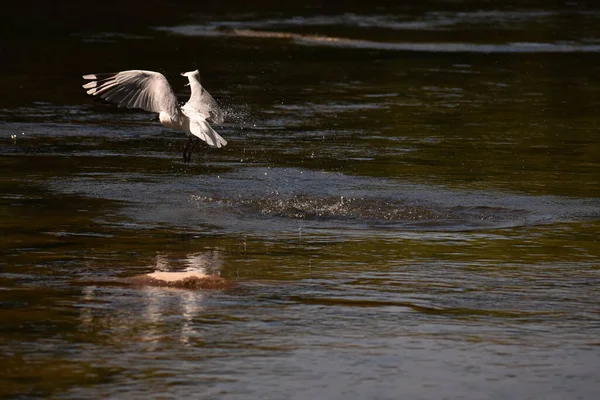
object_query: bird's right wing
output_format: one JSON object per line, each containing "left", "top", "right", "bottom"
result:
{"left": 194, "top": 89, "right": 225, "bottom": 125}
{"left": 183, "top": 73, "right": 225, "bottom": 124}
{"left": 82, "top": 70, "right": 179, "bottom": 116}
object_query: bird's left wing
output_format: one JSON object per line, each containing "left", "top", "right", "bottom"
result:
{"left": 82, "top": 70, "right": 179, "bottom": 116}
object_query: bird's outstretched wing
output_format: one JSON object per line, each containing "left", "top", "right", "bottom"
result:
{"left": 194, "top": 89, "right": 225, "bottom": 125}
{"left": 182, "top": 73, "right": 225, "bottom": 124}
{"left": 82, "top": 70, "right": 179, "bottom": 116}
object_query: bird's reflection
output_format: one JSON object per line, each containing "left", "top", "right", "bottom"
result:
{"left": 79, "top": 250, "right": 226, "bottom": 347}
{"left": 182, "top": 250, "right": 223, "bottom": 275}
{"left": 139, "top": 285, "right": 206, "bottom": 347}
{"left": 154, "top": 253, "right": 169, "bottom": 272}
{"left": 139, "top": 251, "right": 225, "bottom": 346}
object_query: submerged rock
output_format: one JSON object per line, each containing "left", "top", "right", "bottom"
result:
{"left": 127, "top": 271, "right": 233, "bottom": 290}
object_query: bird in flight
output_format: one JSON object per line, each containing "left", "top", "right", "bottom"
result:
{"left": 82, "top": 69, "right": 226, "bottom": 162}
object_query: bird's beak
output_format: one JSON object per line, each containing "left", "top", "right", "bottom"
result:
{"left": 181, "top": 73, "right": 189, "bottom": 86}
{"left": 182, "top": 72, "right": 190, "bottom": 86}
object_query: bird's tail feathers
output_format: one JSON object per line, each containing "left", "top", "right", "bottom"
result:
{"left": 189, "top": 120, "right": 227, "bottom": 148}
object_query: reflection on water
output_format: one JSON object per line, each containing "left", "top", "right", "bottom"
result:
{"left": 2, "top": 1, "right": 600, "bottom": 399}
{"left": 152, "top": 250, "right": 223, "bottom": 276}
{"left": 80, "top": 284, "right": 208, "bottom": 348}
{"left": 80, "top": 251, "right": 224, "bottom": 348}
{"left": 182, "top": 251, "right": 223, "bottom": 275}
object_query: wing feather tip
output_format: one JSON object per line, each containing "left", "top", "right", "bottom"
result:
{"left": 81, "top": 69, "right": 178, "bottom": 114}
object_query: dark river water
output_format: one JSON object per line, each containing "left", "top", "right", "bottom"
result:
{"left": 2, "top": 1, "right": 600, "bottom": 398}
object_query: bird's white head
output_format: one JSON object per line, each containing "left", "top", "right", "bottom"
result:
{"left": 181, "top": 69, "right": 200, "bottom": 77}
{"left": 181, "top": 69, "right": 200, "bottom": 86}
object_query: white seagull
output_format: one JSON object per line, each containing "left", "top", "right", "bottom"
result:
{"left": 82, "top": 69, "right": 226, "bottom": 162}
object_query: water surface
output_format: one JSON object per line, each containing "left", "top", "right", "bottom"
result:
{"left": 1, "top": 1, "right": 600, "bottom": 399}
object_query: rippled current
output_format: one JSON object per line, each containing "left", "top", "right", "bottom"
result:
{"left": 2, "top": 2, "right": 600, "bottom": 399}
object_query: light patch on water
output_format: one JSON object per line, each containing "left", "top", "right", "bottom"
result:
{"left": 50, "top": 166, "right": 600, "bottom": 238}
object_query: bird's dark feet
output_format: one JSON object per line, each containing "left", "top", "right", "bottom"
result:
{"left": 183, "top": 136, "right": 192, "bottom": 163}
{"left": 182, "top": 137, "right": 201, "bottom": 163}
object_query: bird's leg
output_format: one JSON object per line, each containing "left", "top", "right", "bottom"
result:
{"left": 189, "top": 138, "right": 201, "bottom": 160}
{"left": 184, "top": 138, "right": 201, "bottom": 163}
{"left": 183, "top": 136, "right": 194, "bottom": 163}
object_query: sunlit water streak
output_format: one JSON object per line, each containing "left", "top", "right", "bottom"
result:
{"left": 160, "top": 25, "right": 600, "bottom": 53}
{"left": 157, "top": 9, "right": 600, "bottom": 53}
